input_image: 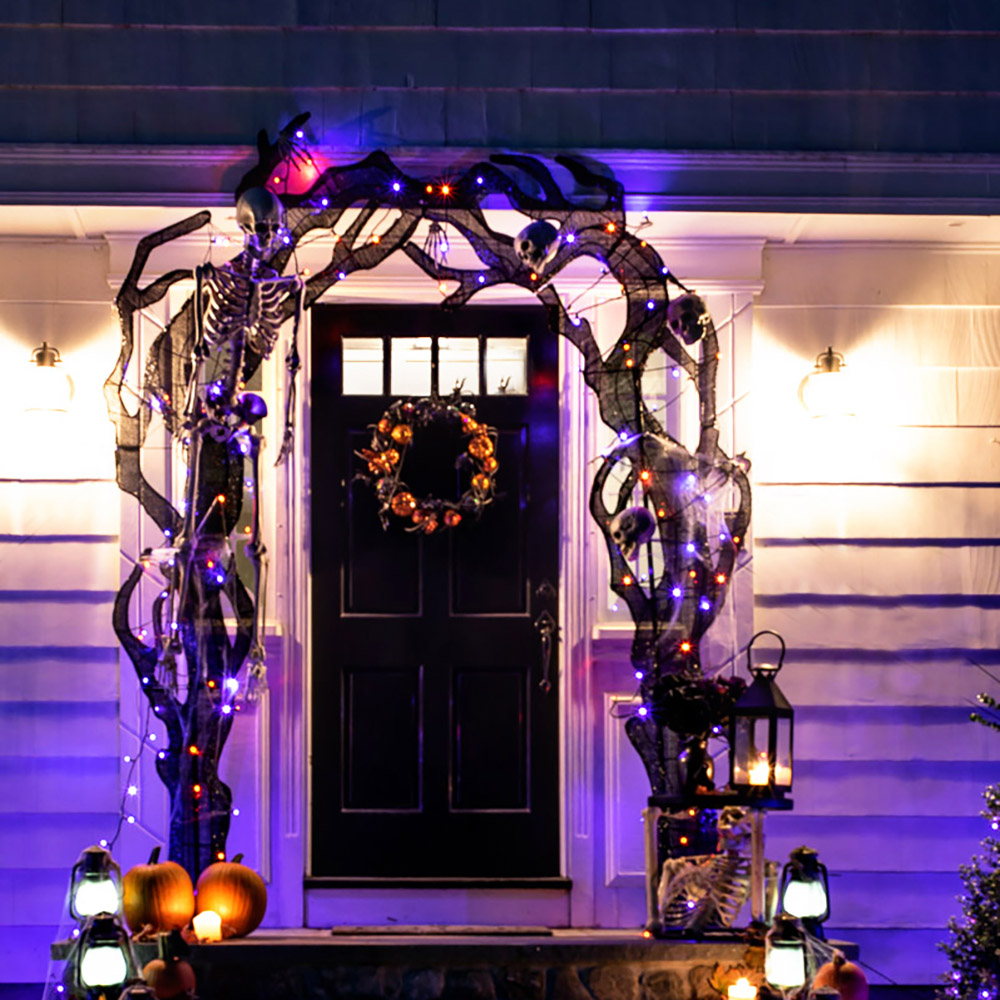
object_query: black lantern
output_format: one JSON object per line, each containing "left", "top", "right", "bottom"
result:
{"left": 729, "top": 630, "right": 793, "bottom": 797}
{"left": 69, "top": 845, "right": 122, "bottom": 921}
{"left": 780, "top": 845, "right": 830, "bottom": 938}
{"left": 72, "top": 913, "right": 135, "bottom": 1000}
{"left": 764, "top": 914, "right": 807, "bottom": 990}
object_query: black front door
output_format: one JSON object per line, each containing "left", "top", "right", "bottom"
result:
{"left": 310, "top": 304, "right": 560, "bottom": 879}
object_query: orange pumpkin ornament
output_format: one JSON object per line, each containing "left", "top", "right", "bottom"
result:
{"left": 194, "top": 853, "right": 267, "bottom": 938}
{"left": 390, "top": 424, "right": 413, "bottom": 445}
{"left": 813, "top": 950, "right": 869, "bottom": 1000}
{"left": 391, "top": 492, "right": 417, "bottom": 517}
{"left": 471, "top": 472, "right": 491, "bottom": 494}
{"left": 122, "top": 847, "right": 195, "bottom": 935}
{"left": 468, "top": 435, "right": 494, "bottom": 459}
{"left": 483, "top": 456, "right": 499, "bottom": 473}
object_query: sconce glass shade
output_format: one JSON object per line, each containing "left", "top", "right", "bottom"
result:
{"left": 780, "top": 845, "right": 831, "bottom": 937}
{"left": 729, "top": 630, "right": 793, "bottom": 796}
{"left": 764, "top": 915, "right": 807, "bottom": 989}
{"left": 69, "top": 845, "right": 122, "bottom": 921}
{"left": 74, "top": 913, "right": 134, "bottom": 993}
{"left": 26, "top": 342, "right": 72, "bottom": 412}
{"left": 800, "top": 346, "right": 853, "bottom": 418}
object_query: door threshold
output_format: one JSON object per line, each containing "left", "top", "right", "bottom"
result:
{"left": 304, "top": 876, "right": 572, "bottom": 890}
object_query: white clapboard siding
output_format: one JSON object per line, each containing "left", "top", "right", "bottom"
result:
{"left": 753, "top": 251, "right": 1000, "bottom": 985}
{"left": 0, "top": 481, "right": 120, "bottom": 536}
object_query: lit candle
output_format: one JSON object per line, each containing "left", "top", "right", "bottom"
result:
{"left": 728, "top": 977, "right": 758, "bottom": 1000}
{"left": 192, "top": 909, "right": 223, "bottom": 942}
{"left": 749, "top": 753, "right": 770, "bottom": 786}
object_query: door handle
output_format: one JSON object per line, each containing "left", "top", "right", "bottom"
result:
{"left": 533, "top": 609, "right": 557, "bottom": 693}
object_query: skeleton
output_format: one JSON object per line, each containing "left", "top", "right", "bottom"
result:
{"left": 666, "top": 292, "right": 713, "bottom": 346}
{"left": 515, "top": 219, "right": 561, "bottom": 273}
{"left": 175, "top": 186, "right": 304, "bottom": 694}
{"left": 610, "top": 505, "right": 657, "bottom": 560}
{"left": 657, "top": 806, "right": 752, "bottom": 932}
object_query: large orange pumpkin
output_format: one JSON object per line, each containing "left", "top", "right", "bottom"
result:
{"left": 123, "top": 847, "right": 196, "bottom": 935}
{"left": 194, "top": 853, "right": 267, "bottom": 938}
{"left": 813, "top": 950, "right": 869, "bottom": 1000}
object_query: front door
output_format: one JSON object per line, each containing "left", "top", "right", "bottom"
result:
{"left": 310, "top": 304, "right": 560, "bottom": 879}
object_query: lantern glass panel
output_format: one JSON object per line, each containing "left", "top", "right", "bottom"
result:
{"left": 764, "top": 941, "right": 806, "bottom": 989}
{"left": 782, "top": 878, "right": 828, "bottom": 920}
{"left": 73, "top": 877, "right": 119, "bottom": 918}
{"left": 79, "top": 945, "right": 128, "bottom": 988}
{"left": 774, "top": 716, "right": 792, "bottom": 789}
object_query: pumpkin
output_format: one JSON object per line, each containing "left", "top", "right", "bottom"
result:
{"left": 194, "top": 853, "right": 267, "bottom": 938}
{"left": 142, "top": 956, "right": 196, "bottom": 1000}
{"left": 813, "top": 950, "right": 869, "bottom": 1000}
{"left": 123, "top": 847, "right": 195, "bottom": 935}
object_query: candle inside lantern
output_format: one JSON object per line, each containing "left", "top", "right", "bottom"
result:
{"left": 749, "top": 753, "right": 770, "bottom": 786}
{"left": 192, "top": 910, "right": 223, "bottom": 942}
{"left": 727, "top": 977, "right": 758, "bottom": 1000}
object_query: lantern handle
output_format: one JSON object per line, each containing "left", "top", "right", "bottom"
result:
{"left": 746, "top": 629, "right": 786, "bottom": 675}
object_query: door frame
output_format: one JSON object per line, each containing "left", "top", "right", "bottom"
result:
{"left": 270, "top": 273, "right": 593, "bottom": 928}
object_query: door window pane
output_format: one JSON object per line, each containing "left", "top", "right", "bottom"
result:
{"left": 391, "top": 337, "right": 432, "bottom": 396}
{"left": 342, "top": 338, "right": 383, "bottom": 395}
{"left": 485, "top": 338, "right": 528, "bottom": 395}
{"left": 439, "top": 338, "right": 480, "bottom": 396}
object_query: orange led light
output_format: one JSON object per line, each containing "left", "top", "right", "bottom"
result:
{"left": 622, "top": 575, "right": 633, "bottom": 586}
{"left": 689, "top": 569, "right": 697, "bottom": 579}
{"left": 688, "top": 808, "right": 697, "bottom": 816}
{"left": 192, "top": 784, "right": 202, "bottom": 796}
{"left": 679, "top": 836, "right": 689, "bottom": 846}
{"left": 642, "top": 930, "right": 652, "bottom": 939}
{"left": 733, "top": 536, "right": 741, "bottom": 544}
{"left": 623, "top": 343, "right": 631, "bottom": 351}
{"left": 207, "top": 680, "right": 216, "bottom": 689}
{"left": 425, "top": 184, "right": 433, "bottom": 194}
{"left": 639, "top": 469, "right": 651, "bottom": 483}
{"left": 216, "top": 494, "right": 226, "bottom": 504}
{"left": 441, "top": 184, "right": 451, "bottom": 195}
{"left": 657, "top": 508, "right": 666, "bottom": 518}
{"left": 530, "top": 272, "right": 538, "bottom": 281}
{"left": 625, "top": 358, "right": 634, "bottom": 368}
{"left": 216, "top": 852, "right": 225, "bottom": 861}
{"left": 188, "top": 745, "right": 200, "bottom": 756}
{"left": 606, "top": 222, "right": 616, "bottom": 233}
{"left": 371, "top": 234, "right": 381, "bottom": 244}
{"left": 640, "top": 240, "right": 647, "bottom": 247}
{"left": 716, "top": 573, "right": 726, "bottom": 584}
{"left": 272, "top": 176, "right": 281, "bottom": 185}
{"left": 680, "top": 640, "right": 692, "bottom": 653}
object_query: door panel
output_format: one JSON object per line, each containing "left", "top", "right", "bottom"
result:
{"left": 311, "top": 304, "right": 559, "bottom": 879}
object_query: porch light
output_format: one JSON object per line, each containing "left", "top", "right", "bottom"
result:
{"left": 74, "top": 913, "right": 134, "bottom": 997}
{"left": 780, "top": 845, "right": 831, "bottom": 938}
{"left": 764, "top": 914, "right": 807, "bottom": 990}
{"left": 800, "top": 346, "right": 852, "bottom": 418}
{"left": 69, "top": 845, "right": 122, "bottom": 921}
{"left": 26, "top": 342, "right": 73, "bottom": 412}
{"left": 729, "top": 630, "right": 793, "bottom": 798}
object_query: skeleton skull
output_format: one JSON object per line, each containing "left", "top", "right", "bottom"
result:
{"left": 236, "top": 187, "right": 284, "bottom": 255}
{"left": 609, "top": 505, "right": 657, "bottom": 560}
{"left": 515, "top": 220, "right": 560, "bottom": 273}
{"left": 666, "top": 293, "right": 712, "bottom": 346}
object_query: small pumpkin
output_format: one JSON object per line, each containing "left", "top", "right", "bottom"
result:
{"left": 142, "top": 956, "right": 196, "bottom": 1000}
{"left": 123, "top": 847, "right": 196, "bottom": 935}
{"left": 813, "top": 950, "right": 869, "bottom": 1000}
{"left": 194, "top": 852, "right": 267, "bottom": 938}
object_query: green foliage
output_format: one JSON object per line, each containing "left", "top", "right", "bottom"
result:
{"left": 938, "top": 784, "right": 1000, "bottom": 999}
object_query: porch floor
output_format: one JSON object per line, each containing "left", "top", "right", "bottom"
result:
{"left": 180, "top": 928, "right": 824, "bottom": 1000}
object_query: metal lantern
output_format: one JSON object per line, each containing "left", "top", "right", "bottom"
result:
{"left": 69, "top": 845, "right": 122, "bottom": 921}
{"left": 780, "top": 845, "right": 831, "bottom": 938}
{"left": 73, "top": 913, "right": 135, "bottom": 999}
{"left": 729, "top": 630, "right": 793, "bottom": 797}
{"left": 764, "top": 914, "right": 807, "bottom": 990}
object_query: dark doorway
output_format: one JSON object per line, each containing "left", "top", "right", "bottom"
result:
{"left": 310, "top": 304, "right": 561, "bottom": 880}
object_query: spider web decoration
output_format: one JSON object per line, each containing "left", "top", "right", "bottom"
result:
{"left": 105, "top": 114, "right": 751, "bottom": 876}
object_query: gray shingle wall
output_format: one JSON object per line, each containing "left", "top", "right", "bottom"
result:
{"left": 0, "top": 2, "right": 997, "bottom": 153}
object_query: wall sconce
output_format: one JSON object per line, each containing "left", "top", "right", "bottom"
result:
{"left": 729, "top": 630, "right": 793, "bottom": 798}
{"left": 69, "top": 845, "right": 122, "bottom": 922}
{"left": 72, "top": 913, "right": 135, "bottom": 999}
{"left": 764, "top": 914, "right": 807, "bottom": 990}
{"left": 800, "top": 346, "right": 853, "bottom": 418}
{"left": 780, "top": 845, "right": 831, "bottom": 939}
{"left": 26, "top": 341, "right": 73, "bottom": 412}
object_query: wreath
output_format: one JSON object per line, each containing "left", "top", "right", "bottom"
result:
{"left": 357, "top": 392, "right": 499, "bottom": 534}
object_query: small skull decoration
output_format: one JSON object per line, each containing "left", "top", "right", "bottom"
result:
{"left": 515, "top": 220, "right": 561, "bottom": 274}
{"left": 666, "top": 292, "right": 713, "bottom": 346}
{"left": 236, "top": 186, "right": 285, "bottom": 256}
{"left": 609, "top": 505, "right": 657, "bottom": 560}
